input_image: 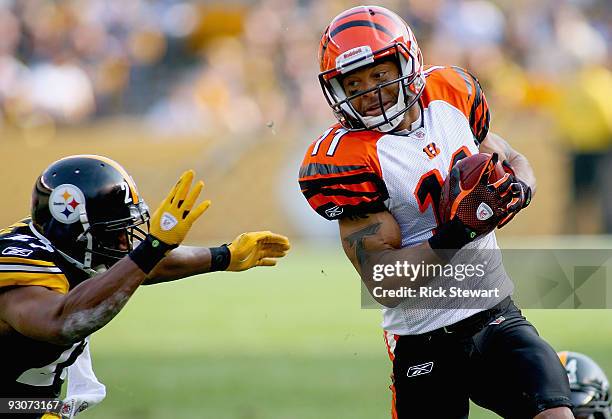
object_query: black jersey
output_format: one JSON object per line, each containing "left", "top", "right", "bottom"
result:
{"left": 0, "top": 219, "right": 89, "bottom": 398}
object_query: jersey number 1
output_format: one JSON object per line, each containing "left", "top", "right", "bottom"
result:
{"left": 311, "top": 128, "right": 348, "bottom": 157}
{"left": 414, "top": 147, "right": 470, "bottom": 224}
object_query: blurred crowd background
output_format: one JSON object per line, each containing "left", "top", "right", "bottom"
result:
{"left": 0, "top": 0, "right": 610, "bottom": 241}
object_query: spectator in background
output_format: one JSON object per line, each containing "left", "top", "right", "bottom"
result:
{"left": 0, "top": 0, "right": 609, "bottom": 232}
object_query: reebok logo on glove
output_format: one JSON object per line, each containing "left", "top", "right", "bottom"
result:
{"left": 477, "top": 203, "right": 494, "bottom": 221}
{"left": 161, "top": 213, "right": 178, "bottom": 231}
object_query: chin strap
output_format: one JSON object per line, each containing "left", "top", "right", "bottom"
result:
{"left": 28, "top": 222, "right": 98, "bottom": 277}
{"left": 76, "top": 207, "right": 93, "bottom": 270}
{"left": 55, "top": 249, "right": 98, "bottom": 277}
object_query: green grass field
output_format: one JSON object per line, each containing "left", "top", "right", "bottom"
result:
{"left": 81, "top": 243, "right": 612, "bottom": 418}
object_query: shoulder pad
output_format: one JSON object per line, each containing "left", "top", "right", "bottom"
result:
{"left": 422, "top": 66, "right": 490, "bottom": 144}
{"left": 0, "top": 221, "right": 68, "bottom": 293}
{"left": 299, "top": 126, "right": 388, "bottom": 220}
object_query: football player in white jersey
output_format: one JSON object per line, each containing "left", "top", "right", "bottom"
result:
{"left": 299, "top": 6, "right": 573, "bottom": 419}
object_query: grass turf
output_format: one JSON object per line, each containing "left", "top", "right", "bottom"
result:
{"left": 80, "top": 244, "right": 612, "bottom": 418}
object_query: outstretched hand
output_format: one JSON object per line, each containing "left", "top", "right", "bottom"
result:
{"left": 227, "top": 231, "right": 291, "bottom": 271}
{"left": 149, "top": 170, "right": 211, "bottom": 248}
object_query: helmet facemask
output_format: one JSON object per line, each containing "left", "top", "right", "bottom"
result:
{"left": 572, "top": 387, "right": 611, "bottom": 419}
{"left": 77, "top": 201, "right": 150, "bottom": 271}
{"left": 319, "top": 43, "right": 425, "bottom": 132}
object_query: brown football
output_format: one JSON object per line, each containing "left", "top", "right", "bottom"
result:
{"left": 439, "top": 153, "right": 507, "bottom": 235}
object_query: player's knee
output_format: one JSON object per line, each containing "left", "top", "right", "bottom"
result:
{"left": 533, "top": 406, "right": 574, "bottom": 419}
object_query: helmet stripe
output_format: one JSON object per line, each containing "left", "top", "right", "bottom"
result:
{"left": 329, "top": 20, "right": 393, "bottom": 39}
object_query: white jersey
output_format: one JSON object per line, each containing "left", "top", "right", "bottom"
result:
{"left": 299, "top": 65, "right": 513, "bottom": 335}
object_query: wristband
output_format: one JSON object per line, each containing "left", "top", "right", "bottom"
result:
{"left": 428, "top": 218, "right": 477, "bottom": 260}
{"left": 129, "top": 235, "right": 175, "bottom": 274}
{"left": 209, "top": 245, "right": 231, "bottom": 272}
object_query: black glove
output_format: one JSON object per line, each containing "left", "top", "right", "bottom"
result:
{"left": 496, "top": 161, "right": 532, "bottom": 228}
{"left": 428, "top": 217, "right": 479, "bottom": 260}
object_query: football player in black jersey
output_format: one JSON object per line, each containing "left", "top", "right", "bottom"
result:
{"left": 0, "top": 155, "right": 290, "bottom": 416}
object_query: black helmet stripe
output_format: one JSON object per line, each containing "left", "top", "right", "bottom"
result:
{"left": 329, "top": 20, "right": 393, "bottom": 39}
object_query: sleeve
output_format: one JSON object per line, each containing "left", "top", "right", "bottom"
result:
{"left": 298, "top": 128, "right": 389, "bottom": 220}
{"left": 450, "top": 66, "right": 490, "bottom": 145}
{"left": 0, "top": 239, "right": 69, "bottom": 294}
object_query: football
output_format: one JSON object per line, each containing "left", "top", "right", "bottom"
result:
{"left": 439, "top": 153, "right": 508, "bottom": 235}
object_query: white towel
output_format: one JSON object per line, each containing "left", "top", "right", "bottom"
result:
{"left": 58, "top": 337, "right": 106, "bottom": 418}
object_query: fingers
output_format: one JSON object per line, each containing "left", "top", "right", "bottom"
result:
{"left": 256, "top": 258, "right": 277, "bottom": 267}
{"left": 182, "top": 180, "right": 204, "bottom": 213}
{"left": 259, "top": 248, "right": 289, "bottom": 258}
{"left": 228, "top": 231, "right": 290, "bottom": 270}
{"left": 174, "top": 171, "right": 209, "bottom": 222}
{"left": 502, "top": 160, "right": 516, "bottom": 176}
{"left": 174, "top": 169, "right": 194, "bottom": 207}
{"left": 240, "top": 231, "right": 291, "bottom": 249}
{"left": 506, "top": 196, "right": 522, "bottom": 212}
{"left": 258, "top": 232, "right": 291, "bottom": 250}
{"left": 497, "top": 212, "right": 516, "bottom": 229}
{"left": 262, "top": 242, "right": 291, "bottom": 253}
{"left": 187, "top": 199, "right": 211, "bottom": 223}
{"left": 164, "top": 176, "right": 182, "bottom": 206}
{"left": 489, "top": 172, "right": 514, "bottom": 196}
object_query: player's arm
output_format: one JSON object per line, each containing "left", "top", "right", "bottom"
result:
{"left": 144, "top": 232, "right": 291, "bottom": 284}
{"left": 339, "top": 211, "right": 476, "bottom": 308}
{"left": 480, "top": 132, "right": 536, "bottom": 196}
{"left": 0, "top": 170, "right": 208, "bottom": 345}
{"left": 479, "top": 132, "right": 534, "bottom": 227}
{"left": 0, "top": 257, "right": 146, "bottom": 345}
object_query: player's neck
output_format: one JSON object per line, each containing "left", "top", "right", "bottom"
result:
{"left": 395, "top": 103, "right": 421, "bottom": 131}
{"left": 395, "top": 104, "right": 421, "bottom": 131}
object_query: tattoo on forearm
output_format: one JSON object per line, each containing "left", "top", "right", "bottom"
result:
{"left": 344, "top": 222, "right": 381, "bottom": 272}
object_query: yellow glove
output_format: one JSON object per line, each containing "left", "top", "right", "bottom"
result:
{"left": 41, "top": 414, "right": 61, "bottom": 419}
{"left": 149, "top": 170, "right": 210, "bottom": 247}
{"left": 227, "top": 231, "right": 291, "bottom": 271}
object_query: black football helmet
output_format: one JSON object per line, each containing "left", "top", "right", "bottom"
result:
{"left": 31, "top": 155, "right": 149, "bottom": 273}
{"left": 559, "top": 351, "right": 611, "bottom": 419}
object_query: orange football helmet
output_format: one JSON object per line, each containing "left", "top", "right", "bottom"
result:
{"left": 318, "top": 5, "right": 425, "bottom": 132}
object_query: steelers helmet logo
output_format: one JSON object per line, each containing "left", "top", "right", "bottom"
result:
{"left": 49, "top": 184, "right": 86, "bottom": 224}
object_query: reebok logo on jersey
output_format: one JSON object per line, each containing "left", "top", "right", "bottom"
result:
{"left": 160, "top": 213, "right": 178, "bottom": 231}
{"left": 325, "top": 205, "right": 344, "bottom": 218}
{"left": 407, "top": 361, "right": 434, "bottom": 378}
{"left": 489, "top": 316, "right": 505, "bottom": 325}
{"left": 476, "top": 202, "right": 494, "bottom": 221}
{"left": 1, "top": 246, "right": 34, "bottom": 257}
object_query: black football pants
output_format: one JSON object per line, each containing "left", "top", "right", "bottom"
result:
{"left": 386, "top": 299, "right": 572, "bottom": 418}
